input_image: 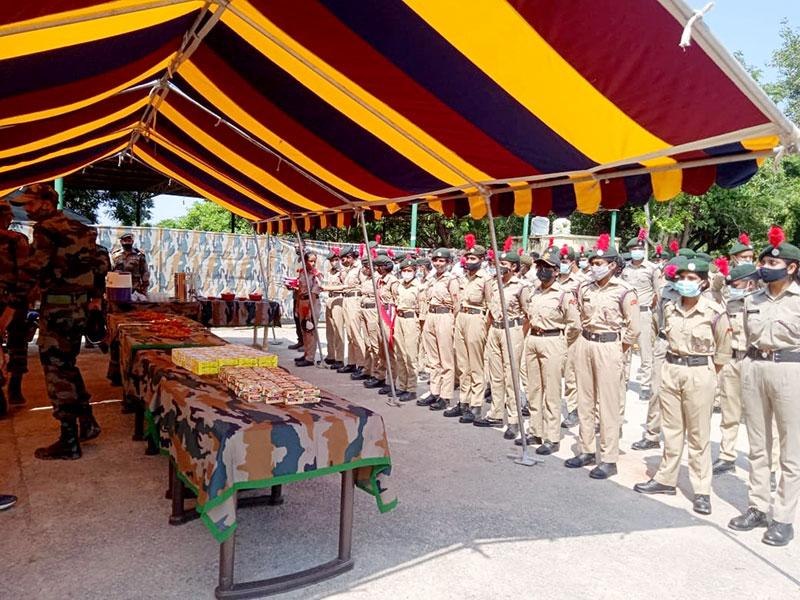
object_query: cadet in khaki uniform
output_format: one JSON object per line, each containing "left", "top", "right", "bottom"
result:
{"left": 712, "top": 263, "right": 759, "bottom": 474}
{"left": 337, "top": 247, "right": 365, "bottom": 376}
{"left": 451, "top": 235, "right": 491, "bottom": 422}
{"left": 557, "top": 245, "right": 585, "bottom": 429}
{"left": 358, "top": 256, "right": 381, "bottom": 386}
{"left": 520, "top": 248, "right": 579, "bottom": 454}
{"left": 729, "top": 228, "right": 800, "bottom": 546}
{"left": 634, "top": 257, "right": 731, "bottom": 516}
{"left": 417, "top": 248, "right": 459, "bottom": 411}
{"left": 415, "top": 257, "right": 432, "bottom": 382}
{"left": 373, "top": 254, "right": 398, "bottom": 393}
{"left": 294, "top": 251, "right": 322, "bottom": 367}
{"left": 474, "top": 243, "right": 527, "bottom": 440}
{"left": 622, "top": 229, "right": 661, "bottom": 400}
{"left": 393, "top": 258, "right": 421, "bottom": 402}
{"left": 323, "top": 248, "right": 345, "bottom": 369}
{"left": 565, "top": 234, "right": 640, "bottom": 480}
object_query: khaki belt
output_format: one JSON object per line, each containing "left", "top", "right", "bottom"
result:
{"left": 747, "top": 347, "right": 800, "bottom": 363}
{"left": 530, "top": 327, "right": 563, "bottom": 337}
{"left": 491, "top": 318, "right": 523, "bottom": 329}
{"left": 43, "top": 293, "right": 88, "bottom": 305}
{"left": 582, "top": 330, "right": 619, "bottom": 343}
{"left": 666, "top": 352, "right": 709, "bottom": 367}
{"left": 429, "top": 306, "right": 451, "bottom": 314}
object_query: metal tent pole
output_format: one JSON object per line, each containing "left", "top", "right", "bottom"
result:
{"left": 252, "top": 229, "right": 271, "bottom": 348}
{"left": 409, "top": 203, "right": 419, "bottom": 248}
{"left": 521, "top": 213, "right": 530, "bottom": 253}
{"left": 483, "top": 192, "right": 541, "bottom": 467}
{"left": 292, "top": 221, "right": 325, "bottom": 367}
{"left": 357, "top": 210, "right": 400, "bottom": 407}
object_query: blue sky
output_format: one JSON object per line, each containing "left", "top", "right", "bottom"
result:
{"left": 99, "top": 1, "right": 800, "bottom": 226}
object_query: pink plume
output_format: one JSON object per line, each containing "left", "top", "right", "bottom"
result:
{"left": 739, "top": 232, "right": 750, "bottom": 246}
{"left": 371, "top": 248, "right": 377, "bottom": 259}
{"left": 415, "top": 247, "right": 420, "bottom": 255}
{"left": 517, "top": 247, "right": 524, "bottom": 256}
{"left": 503, "top": 236, "right": 513, "bottom": 252}
{"left": 560, "top": 244, "right": 568, "bottom": 257}
{"left": 487, "top": 249, "right": 495, "bottom": 261}
{"left": 579, "top": 245, "right": 584, "bottom": 253}
{"left": 597, "top": 233, "right": 610, "bottom": 251}
{"left": 669, "top": 239, "right": 679, "bottom": 253}
{"left": 374, "top": 234, "right": 381, "bottom": 244}
{"left": 768, "top": 226, "right": 785, "bottom": 248}
{"left": 548, "top": 236, "right": 554, "bottom": 248}
{"left": 464, "top": 233, "right": 476, "bottom": 250}
{"left": 387, "top": 248, "right": 395, "bottom": 258}
{"left": 359, "top": 243, "right": 365, "bottom": 258}
{"left": 714, "top": 257, "right": 730, "bottom": 278}
{"left": 664, "top": 264, "right": 678, "bottom": 279}
{"left": 638, "top": 227, "right": 647, "bottom": 242}
{"left": 332, "top": 246, "right": 340, "bottom": 256}
{"left": 656, "top": 244, "right": 663, "bottom": 255}
{"left": 460, "top": 256, "right": 466, "bottom": 267}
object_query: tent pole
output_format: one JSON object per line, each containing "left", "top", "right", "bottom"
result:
{"left": 521, "top": 213, "right": 530, "bottom": 253}
{"left": 357, "top": 210, "right": 400, "bottom": 408}
{"left": 292, "top": 221, "right": 325, "bottom": 367}
{"left": 252, "top": 229, "right": 270, "bottom": 348}
{"left": 54, "top": 178, "right": 64, "bottom": 210}
{"left": 483, "top": 192, "right": 541, "bottom": 467}
{"left": 609, "top": 210, "right": 618, "bottom": 246}
{"left": 409, "top": 203, "right": 418, "bottom": 248}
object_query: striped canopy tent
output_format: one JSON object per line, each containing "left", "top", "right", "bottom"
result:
{"left": 1, "top": 0, "right": 797, "bottom": 235}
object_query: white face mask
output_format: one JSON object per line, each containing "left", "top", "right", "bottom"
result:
{"left": 591, "top": 264, "right": 610, "bottom": 281}
{"left": 559, "top": 263, "right": 570, "bottom": 275}
{"left": 728, "top": 286, "right": 746, "bottom": 299}
{"left": 401, "top": 271, "right": 415, "bottom": 283}
{"left": 578, "top": 259, "right": 588, "bottom": 270}
{"left": 630, "top": 249, "right": 645, "bottom": 261}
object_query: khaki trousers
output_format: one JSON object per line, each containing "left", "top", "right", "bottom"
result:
{"left": 454, "top": 312, "right": 487, "bottom": 407}
{"left": 344, "top": 296, "right": 364, "bottom": 367}
{"left": 418, "top": 318, "right": 429, "bottom": 373}
{"left": 643, "top": 336, "right": 668, "bottom": 442}
{"left": 653, "top": 362, "right": 716, "bottom": 495}
{"left": 358, "top": 307, "right": 381, "bottom": 378}
{"left": 575, "top": 336, "right": 624, "bottom": 463}
{"left": 637, "top": 308, "right": 654, "bottom": 390}
{"left": 741, "top": 359, "right": 799, "bottom": 524}
{"left": 718, "top": 358, "right": 743, "bottom": 462}
{"left": 393, "top": 316, "right": 419, "bottom": 392}
{"left": 326, "top": 296, "right": 345, "bottom": 362}
{"left": 299, "top": 298, "right": 320, "bottom": 361}
{"left": 526, "top": 333, "right": 567, "bottom": 442}
{"left": 563, "top": 339, "right": 578, "bottom": 413}
{"left": 423, "top": 312, "right": 455, "bottom": 400}
{"left": 486, "top": 325, "right": 523, "bottom": 425}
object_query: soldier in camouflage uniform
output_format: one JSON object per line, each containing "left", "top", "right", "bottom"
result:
{"left": 10, "top": 185, "right": 107, "bottom": 459}
{"left": 0, "top": 200, "right": 31, "bottom": 414}
{"left": 112, "top": 233, "right": 149, "bottom": 295}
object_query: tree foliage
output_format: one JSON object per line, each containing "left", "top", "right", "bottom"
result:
{"left": 63, "top": 188, "right": 154, "bottom": 225}
{"left": 157, "top": 200, "right": 252, "bottom": 233}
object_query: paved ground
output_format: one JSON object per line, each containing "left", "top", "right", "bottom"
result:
{"left": 2, "top": 325, "right": 799, "bottom": 599}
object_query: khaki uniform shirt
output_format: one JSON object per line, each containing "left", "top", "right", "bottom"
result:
{"left": 459, "top": 269, "right": 492, "bottom": 311}
{"left": 297, "top": 269, "right": 321, "bottom": 298}
{"left": 342, "top": 264, "right": 362, "bottom": 292}
{"left": 323, "top": 266, "right": 344, "bottom": 291}
{"left": 395, "top": 279, "right": 420, "bottom": 312}
{"left": 726, "top": 296, "right": 748, "bottom": 353}
{"left": 663, "top": 295, "right": 732, "bottom": 366}
{"left": 622, "top": 260, "right": 660, "bottom": 308}
{"left": 654, "top": 283, "right": 681, "bottom": 338}
{"left": 524, "top": 281, "right": 580, "bottom": 343}
{"left": 743, "top": 281, "right": 800, "bottom": 352}
{"left": 360, "top": 270, "right": 377, "bottom": 304}
{"left": 557, "top": 270, "right": 585, "bottom": 295}
{"left": 488, "top": 276, "right": 526, "bottom": 321}
{"left": 426, "top": 271, "right": 459, "bottom": 310}
{"left": 577, "top": 276, "right": 641, "bottom": 345}
{"left": 378, "top": 272, "right": 398, "bottom": 306}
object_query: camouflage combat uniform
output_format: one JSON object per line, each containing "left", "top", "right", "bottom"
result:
{"left": 112, "top": 245, "right": 149, "bottom": 294}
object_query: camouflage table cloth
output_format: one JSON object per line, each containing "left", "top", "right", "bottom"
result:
{"left": 108, "top": 300, "right": 202, "bottom": 322}
{"left": 198, "top": 298, "right": 282, "bottom": 328}
{"left": 129, "top": 350, "right": 395, "bottom": 542}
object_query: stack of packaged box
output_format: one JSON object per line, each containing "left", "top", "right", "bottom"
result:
{"left": 218, "top": 366, "right": 321, "bottom": 405}
{"left": 172, "top": 346, "right": 278, "bottom": 375}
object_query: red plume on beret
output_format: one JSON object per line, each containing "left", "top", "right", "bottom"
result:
{"left": 464, "top": 233, "right": 476, "bottom": 250}
{"left": 560, "top": 244, "right": 568, "bottom": 257}
{"left": 332, "top": 246, "right": 340, "bottom": 256}
{"left": 387, "top": 248, "right": 395, "bottom": 258}
{"left": 487, "top": 249, "right": 495, "bottom": 261}
{"left": 768, "top": 226, "right": 785, "bottom": 248}
{"left": 548, "top": 236, "right": 554, "bottom": 248}
{"left": 597, "top": 233, "right": 610, "bottom": 251}
{"left": 656, "top": 244, "right": 663, "bottom": 255}
{"left": 460, "top": 256, "right": 466, "bottom": 267}
{"left": 714, "top": 257, "right": 730, "bottom": 278}
{"left": 638, "top": 227, "right": 647, "bottom": 242}
{"left": 579, "top": 245, "right": 584, "bottom": 253}
{"left": 370, "top": 248, "right": 378, "bottom": 259}
{"left": 739, "top": 232, "right": 750, "bottom": 246}
{"left": 359, "top": 243, "right": 365, "bottom": 258}
{"left": 415, "top": 247, "right": 420, "bottom": 255}
{"left": 503, "top": 236, "right": 513, "bottom": 252}
{"left": 517, "top": 247, "right": 524, "bottom": 256}
{"left": 374, "top": 234, "right": 381, "bottom": 244}
{"left": 664, "top": 264, "right": 678, "bottom": 279}
{"left": 669, "top": 239, "right": 680, "bottom": 253}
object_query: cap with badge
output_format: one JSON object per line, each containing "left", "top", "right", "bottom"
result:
{"left": 677, "top": 248, "right": 696, "bottom": 258}
{"left": 729, "top": 232, "right": 754, "bottom": 256}
{"left": 625, "top": 227, "right": 647, "bottom": 249}
{"left": 675, "top": 256, "right": 709, "bottom": 275}
{"left": 498, "top": 236, "right": 520, "bottom": 264}
{"left": 726, "top": 262, "right": 758, "bottom": 284}
{"left": 589, "top": 233, "right": 619, "bottom": 260}
{"left": 340, "top": 245, "right": 357, "bottom": 258}
{"left": 463, "top": 233, "right": 486, "bottom": 257}
{"left": 399, "top": 257, "right": 417, "bottom": 270}
{"left": 431, "top": 247, "right": 452, "bottom": 260}
{"left": 536, "top": 247, "right": 561, "bottom": 267}
{"left": 759, "top": 226, "right": 800, "bottom": 261}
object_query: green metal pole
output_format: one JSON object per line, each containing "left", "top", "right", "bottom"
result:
{"left": 610, "top": 210, "right": 618, "bottom": 247}
{"left": 409, "top": 203, "right": 418, "bottom": 248}
{"left": 521, "top": 213, "right": 530, "bottom": 252}
{"left": 54, "top": 178, "right": 64, "bottom": 210}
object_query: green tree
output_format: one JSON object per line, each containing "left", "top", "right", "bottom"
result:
{"left": 104, "top": 190, "right": 155, "bottom": 226}
{"left": 156, "top": 200, "right": 252, "bottom": 233}
{"left": 766, "top": 19, "right": 800, "bottom": 124}
{"left": 63, "top": 188, "right": 104, "bottom": 222}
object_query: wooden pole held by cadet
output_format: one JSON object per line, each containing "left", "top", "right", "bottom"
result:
{"left": 483, "top": 191, "right": 541, "bottom": 466}
{"left": 292, "top": 220, "right": 326, "bottom": 367}
{"left": 358, "top": 209, "right": 400, "bottom": 407}
{"left": 252, "top": 228, "right": 271, "bottom": 348}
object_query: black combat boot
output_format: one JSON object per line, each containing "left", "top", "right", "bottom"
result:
{"left": 35, "top": 420, "right": 82, "bottom": 460}
{"left": 0, "top": 388, "right": 7, "bottom": 417}
{"left": 79, "top": 413, "right": 102, "bottom": 441}
{"left": 7, "top": 374, "right": 26, "bottom": 405}
{"left": 443, "top": 402, "right": 466, "bottom": 418}
{"left": 459, "top": 406, "right": 480, "bottom": 423}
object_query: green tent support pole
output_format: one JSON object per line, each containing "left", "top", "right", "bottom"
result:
{"left": 521, "top": 213, "right": 530, "bottom": 253}
{"left": 54, "top": 178, "right": 64, "bottom": 210}
{"left": 409, "top": 203, "right": 418, "bottom": 248}
{"left": 610, "top": 210, "right": 618, "bottom": 247}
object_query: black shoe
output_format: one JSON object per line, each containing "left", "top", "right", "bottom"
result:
{"left": 631, "top": 438, "right": 660, "bottom": 451}
{"left": 459, "top": 408, "right": 478, "bottom": 423}
{"left": 521, "top": 405, "right": 530, "bottom": 417}
{"left": 294, "top": 356, "right": 306, "bottom": 364}
{"left": 338, "top": 364, "right": 356, "bottom": 374}
{"left": 693, "top": 494, "right": 712, "bottom": 515}
{"left": 377, "top": 385, "right": 392, "bottom": 395}
{"left": 728, "top": 507, "right": 768, "bottom": 531}
{"left": 120, "top": 399, "right": 136, "bottom": 414}
{"left": 712, "top": 405, "right": 721, "bottom": 414}
{"left": 364, "top": 378, "right": 384, "bottom": 389}
{"left": 633, "top": 479, "right": 677, "bottom": 495}
{"left": 0, "top": 494, "right": 17, "bottom": 511}
{"left": 416, "top": 394, "right": 437, "bottom": 407}
{"left": 763, "top": 521, "right": 794, "bottom": 547}
{"left": 7, "top": 375, "right": 26, "bottom": 406}
{"left": 0, "top": 389, "right": 6, "bottom": 418}
{"left": 503, "top": 426, "right": 519, "bottom": 440}
{"left": 712, "top": 458, "right": 736, "bottom": 475}
{"left": 34, "top": 421, "right": 82, "bottom": 460}
{"left": 589, "top": 463, "right": 617, "bottom": 479}
{"left": 351, "top": 369, "right": 368, "bottom": 381}
{"left": 536, "top": 441, "right": 559, "bottom": 455}
{"left": 473, "top": 417, "right": 504, "bottom": 428}
{"left": 397, "top": 392, "right": 416, "bottom": 403}
{"left": 514, "top": 435, "right": 543, "bottom": 447}
{"left": 108, "top": 373, "right": 122, "bottom": 387}
{"left": 330, "top": 361, "right": 344, "bottom": 370}
{"left": 295, "top": 359, "right": 315, "bottom": 367}
{"left": 561, "top": 409, "right": 578, "bottom": 429}
{"left": 429, "top": 398, "right": 447, "bottom": 411}
{"left": 443, "top": 403, "right": 465, "bottom": 418}
{"left": 288, "top": 342, "right": 303, "bottom": 350}
{"left": 564, "top": 453, "right": 596, "bottom": 468}
{"left": 639, "top": 389, "right": 652, "bottom": 401}
{"left": 78, "top": 415, "right": 101, "bottom": 441}
{"left": 324, "top": 358, "right": 336, "bottom": 365}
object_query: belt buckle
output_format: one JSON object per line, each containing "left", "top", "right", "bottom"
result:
{"left": 773, "top": 352, "right": 781, "bottom": 363}
{"left": 761, "top": 350, "right": 769, "bottom": 360}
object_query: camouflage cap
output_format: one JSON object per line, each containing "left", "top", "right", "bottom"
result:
{"left": 431, "top": 247, "right": 452, "bottom": 260}
{"left": 727, "top": 263, "right": 758, "bottom": 283}
{"left": 7, "top": 183, "right": 59, "bottom": 205}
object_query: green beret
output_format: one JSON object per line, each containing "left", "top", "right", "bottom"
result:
{"left": 340, "top": 246, "right": 357, "bottom": 257}
{"left": 416, "top": 258, "right": 431, "bottom": 267}
{"left": 399, "top": 258, "right": 417, "bottom": 270}
{"left": 431, "top": 247, "right": 452, "bottom": 260}
{"left": 695, "top": 252, "right": 712, "bottom": 262}
{"left": 677, "top": 257, "right": 709, "bottom": 274}
{"left": 464, "top": 245, "right": 486, "bottom": 258}
{"left": 729, "top": 234, "right": 753, "bottom": 256}
{"left": 759, "top": 239, "right": 800, "bottom": 262}
{"left": 373, "top": 255, "right": 393, "bottom": 268}
{"left": 536, "top": 248, "right": 561, "bottom": 267}
{"left": 499, "top": 250, "right": 521, "bottom": 264}
{"left": 563, "top": 246, "right": 577, "bottom": 261}
{"left": 589, "top": 246, "right": 619, "bottom": 260}
{"left": 727, "top": 263, "right": 758, "bottom": 283}
{"left": 677, "top": 248, "right": 696, "bottom": 258}
{"left": 519, "top": 254, "right": 533, "bottom": 267}
{"left": 626, "top": 237, "right": 645, "bottom": 249}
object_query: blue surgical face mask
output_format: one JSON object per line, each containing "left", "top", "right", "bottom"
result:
{"left": 630, "top": 249, "right": 645, "bottom": 261}
{"left": 590, "top": 264, "right": 610, "bottom": 281}
{"left": 728, "top": 286, "right": 747, "bottom": 299}
{"left": 758, "top": 266, "right": 788, "bottom": 283}
{"left": 578, "top": 259, "right": 588, "bottom": 270}
{"left": 675, "top": 279, "right": 702, "bottom": 297}
{"left": 559, "top": 263, "right": 570, "bottom": 275}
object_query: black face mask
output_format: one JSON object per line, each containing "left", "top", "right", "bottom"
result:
{"left": 122, "top": 243, "right": 133, "bottom": 251}
{"left": 536, "top": 267, "right": 555, "bottom": 282}
{"left": 464, "top": 261, "right": 481, "bottom": 272}
{"left": 759, "top": 266, "right": 788, "bottom": 283}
